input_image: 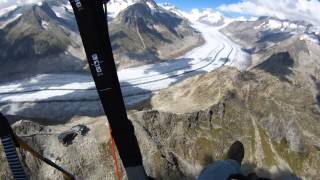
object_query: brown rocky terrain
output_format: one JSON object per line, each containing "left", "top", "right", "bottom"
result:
{"left": 147, "top": 66, "right": 320, "bottom": 179}
{"left": 0, "top": 116, "right": 118, "bottom": 180}
{"left": 2, "top": 60, "right": 320, "bottom": 179}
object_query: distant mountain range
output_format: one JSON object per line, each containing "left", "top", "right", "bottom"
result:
{"left": 161, "top": 3, "right": 227, "bottom": 26}
{"left": 0, "top": 0, "right": 319, "bottom": 81}
{"left": 0, "top": 0, "right": 203, "bottom": 81}
{"left": 222, "top": 16, "right": 319, "bottom": 53}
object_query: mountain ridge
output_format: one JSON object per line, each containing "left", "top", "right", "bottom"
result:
{"left": 109, "top": 0, "right": 204, "bottom": 69}
{"left": 0, "top": 0, "right": 204, "bottom": 80}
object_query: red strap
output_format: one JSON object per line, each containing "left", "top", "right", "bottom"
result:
{"left": 110, "top": 131, "right": 122, "bottom": 180}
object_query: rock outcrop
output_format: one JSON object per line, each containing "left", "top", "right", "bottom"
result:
{"left": 0, "top": 117, "right": 118, "bottom": 180}
{"left": 140, "top": 63, "right": 320, "bottom": 179}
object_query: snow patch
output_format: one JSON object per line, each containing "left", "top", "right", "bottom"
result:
{"left": 254, "top": 19, "right": 307, "bottom": 33}
{"left": 300, "top": 34, "right": 319, "bottom": 44}
{"left": 0, "top": 13, "right": 22, "bottom": 29}
{"left": 51, "top": 2, "right": 74, "bottom": 21}
{"left": 106, "top": 0, "right": 161, "bottom": 17}
{"left": 146, "top": 2, "right": 158, "bottom": 15}
{"left": 107, "top": 0, "right": 136, "bottom": 18}
{"left": 0, "top": 5, "right": 17, "bottom": 17}
{"left": 160, "top": 3, "right": 187, "bottom": 18}
{"left": 268, "top": 19, "right": 283, "bottom": 29}
{"left": 41, "top": 20, "right": 49, "bottom": 30}
{"left": 0, "top": 0, "right": 43, "bottom": 11}
{"left": 146, "top": 2, "right": 155, "bottom": 10}
{"left": 289, "top": 23, "right": 298, "bottom": 29}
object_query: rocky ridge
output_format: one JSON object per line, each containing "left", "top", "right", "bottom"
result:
{"left": 0, "top": 0, "right": 204, "bottom": 81}
{"left": 110, "top": 0, "right": 204, "bottom": 69}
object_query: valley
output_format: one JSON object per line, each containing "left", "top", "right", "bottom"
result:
{"left": 0, "top": 21, "right": 250, "bottom": 120}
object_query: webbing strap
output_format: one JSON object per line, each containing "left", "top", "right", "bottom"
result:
{"left": 68, "top": 0, "right": 144, "bottom": 169}
{"left": 110, "top": 131, "right": 122, "bottom": 180}
{"left": 1, "top": 135, "right": 27, "bottom": 180}
{"left": 0, "top": 113, "right": 75, "bottom": 180}
{"left": 15, "top": 136, "right": 75, "bottom": 180}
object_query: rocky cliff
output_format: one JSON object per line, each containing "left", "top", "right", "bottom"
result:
{"left": 146, "top": 66, "right": 320, "bottom": 179}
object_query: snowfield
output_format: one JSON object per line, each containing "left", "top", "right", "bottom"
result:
{"left": 0, "top": 22, "right": 250, "bottom": 120}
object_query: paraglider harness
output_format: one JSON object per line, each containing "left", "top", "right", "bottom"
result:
{"left": 0, "top": 0, "right": 147, "bottom": 179}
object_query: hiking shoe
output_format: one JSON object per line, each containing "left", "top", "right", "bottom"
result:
{"left": 227, "top": 141, "right": 245, "bottom": 165}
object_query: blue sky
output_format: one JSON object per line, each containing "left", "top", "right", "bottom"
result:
{"left": 154, "top": 0, "right": 320, "bottom": 29}
{"left": 155, "top": 0, "right": 240, "bottom": 11}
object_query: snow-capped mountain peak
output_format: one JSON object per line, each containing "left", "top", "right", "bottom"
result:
{"left": 193, "top": 8, "right": 225, "bottom": 26}
{"left": 252, "top": 17, "right": 320, "bottom": 44}
{"left": 107, "top": 0, "right": 136, "bottom": 17}
{"left": 160, "top": 4, "right": 228, "bottom": 26}
{"left": 107, "top": 0, "right": 158, "bottom": 18}
{"left": 160, "top": 2, "right": 187, "bottom": 18}
{"left": 254, "top": 18, "right": 309, "bottom": 33}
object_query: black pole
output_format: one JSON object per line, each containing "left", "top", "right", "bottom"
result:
{"left": 68, "top": 0, "right": 147, "bottom": 179}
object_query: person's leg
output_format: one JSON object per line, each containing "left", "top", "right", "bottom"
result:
{"left": 198, "top": 141, "right": 245, "bottom": 180}
{"left": 198, "top": 159, "right": 241, "bottom": 180}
